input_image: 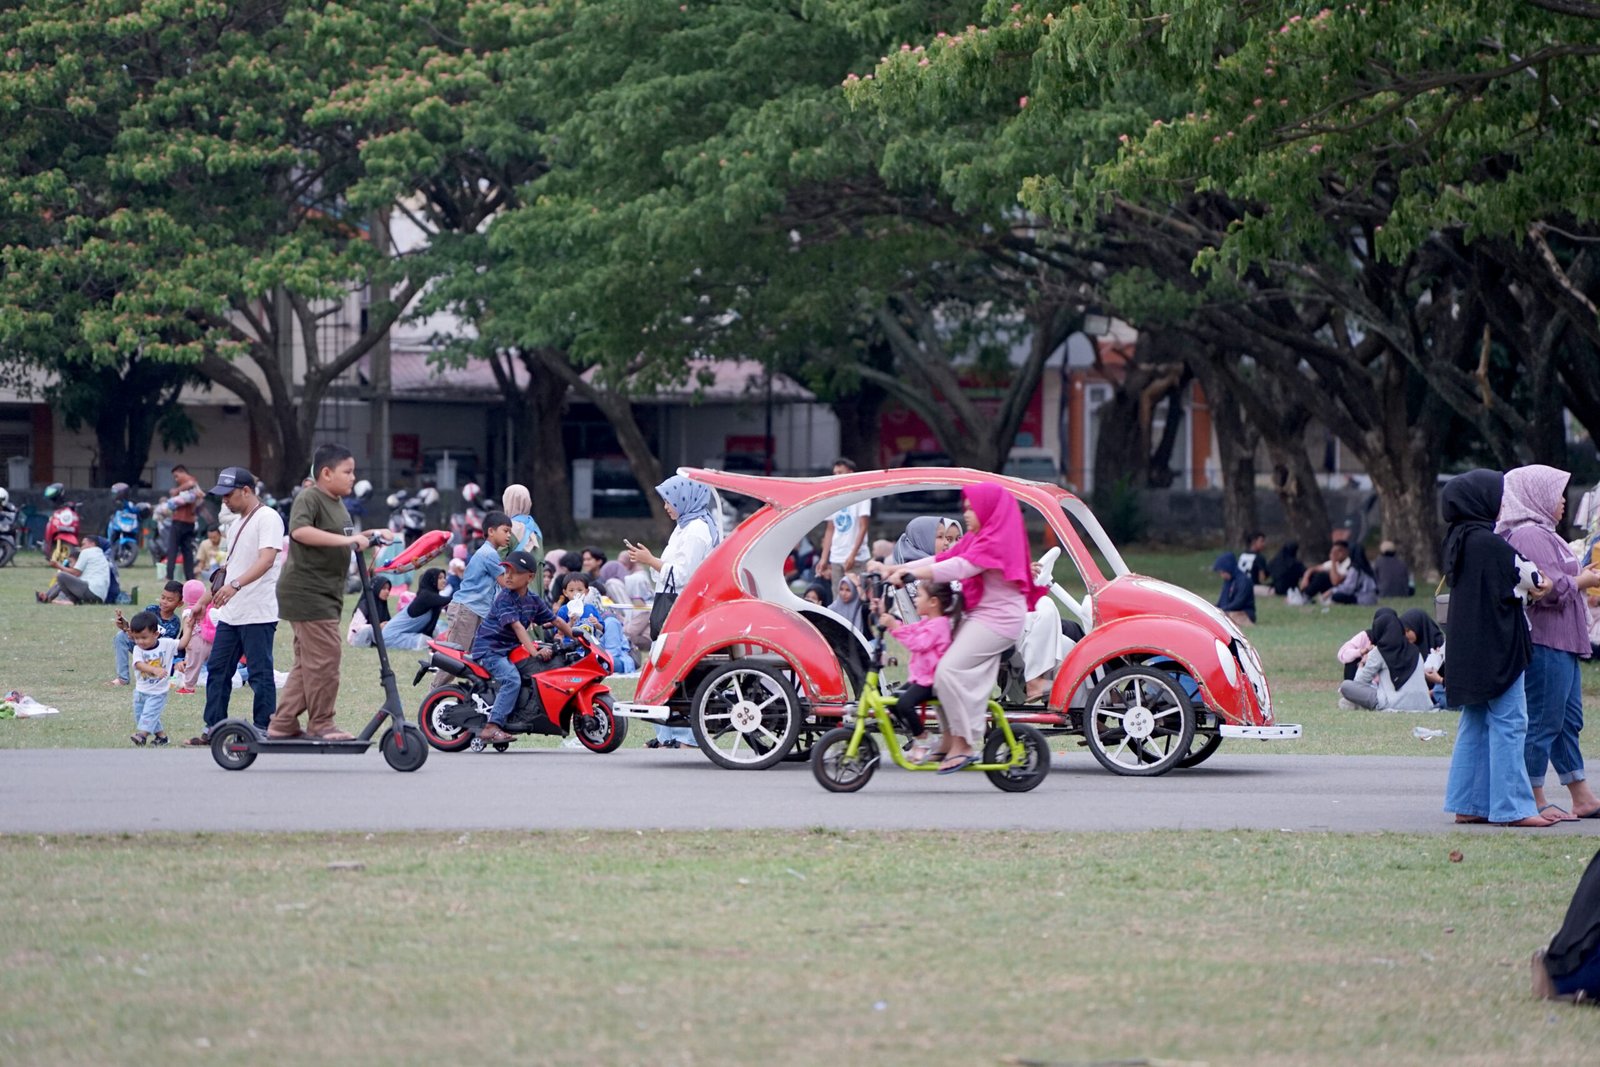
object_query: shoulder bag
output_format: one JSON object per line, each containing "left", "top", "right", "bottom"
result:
{"left": 210, "top": 505, "right": 261, "bottom": 597}
{"left": 648, "top": 569, "right": 678, "bottom": 641}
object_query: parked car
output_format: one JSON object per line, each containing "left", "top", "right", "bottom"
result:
{"left": 617, "top": 466, "right": 1299, "bottom": 775}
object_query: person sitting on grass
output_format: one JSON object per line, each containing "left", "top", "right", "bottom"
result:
{"left": 38, "top": 540, "right": 111, "bottom": 605}
{"left": 1337, "top": 607, "right": 1437, "bottom": 712}
{"left": 1212, "top": 550, "right": 1256, "bottom": 626}
{"left": 471, "top": 549, "right": 575, "bottom": 746}
{"left": 174, "top": 580, "right": 211, "bottom": 695}
{"left": 194, "top": 527, "right": 226, "bottom": 579}
{"left": 1400, "top": 608, "right": 1448, "bottom": 709}
{"left": 111, "top": 581, "right": 184, "bottom": 687}
{"left": 124, "top": 610, "right": 180, "bottom": 746}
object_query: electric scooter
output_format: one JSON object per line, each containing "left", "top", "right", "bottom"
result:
{"left": 208, "top": 528, "right": 451, "bottom": 773}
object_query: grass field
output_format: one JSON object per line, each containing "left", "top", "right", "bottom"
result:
{"left": 2, "top": 830, "right": 1598, "bottom": 1066}
{"left": 5, "top": 545, "right": 1600, "bottom": 1065}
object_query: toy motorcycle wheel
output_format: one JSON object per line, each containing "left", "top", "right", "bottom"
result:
{"left": 210, "top": 722, "right": 257, "bottom": 771}
{"left": 690, "top": 659, "right": 802, "bottom": 770}
{"left": 1083, "top": 665, "right": 1195, "bottom": 777}
{"left": 492, "top": 742, "right": 510, "bottom": 752}
{"left": 810, "top": 726, "right": 878, "bottom": 793}
{"left": 380, "top": 724, "right": 428, "bottom": 772}
{"left": 417, "top": 686, "right": 475, "bottom": 753}
{"left": 573, "top": 694, "right": 629, "bottom": 753}
{"left": 982, "top": 724, "right": 1052, "bottom": 793}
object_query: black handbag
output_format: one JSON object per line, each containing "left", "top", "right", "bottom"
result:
{"left": 648, "top": 571, "right": 678, "bottom": 640}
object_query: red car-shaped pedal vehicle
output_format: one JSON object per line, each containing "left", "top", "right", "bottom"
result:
{"left": 618, "top": 467, "right": 1299, "bottom": 775}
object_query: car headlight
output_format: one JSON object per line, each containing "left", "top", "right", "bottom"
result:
{"left": 1214, "top": 639, "right": 1238, "bottom": 688}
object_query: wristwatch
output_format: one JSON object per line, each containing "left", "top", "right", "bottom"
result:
{"left": 229, "top": 579, "right": 242, "bottom": 591}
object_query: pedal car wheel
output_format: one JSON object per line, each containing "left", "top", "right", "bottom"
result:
{"left": 210, "top": 722, "right": 257, "bottom": 771}
{"left": 574, "top": 693, "right": 628, "bottom": 753}
{"left": 810, "top": 726, "right": 878, "bottom": 793}
{"left": 417, "top": 687, "right": 475, "bottom": 752}
{"left": 1176, "top": 730, "right": 1223, "bottom": 768}
{"left": 492, "top": 742, "right": 510, "bottom": 752}
{"left": 380, "top": 725, "right": 428, "bottom": 772}
{"left": 690, "top": 659, "right": 801, "bottom": 770}
{"left": 1084, "top": 666, "right": 1195, "bottom": 777}
{"left": 983, "top": 724, "right": 1052, "bottom": 793}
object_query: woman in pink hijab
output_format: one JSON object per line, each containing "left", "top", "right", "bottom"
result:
{"left": 1497, "top": 464, "right": 1600, "bottom": 820}
{"left": 888, "top": 483, "right": 1045, "bottom": 773}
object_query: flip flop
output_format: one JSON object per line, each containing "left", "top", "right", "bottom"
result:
{"left": 1540, "top": 804, "right": 1581, "bottom": 823}
{"left": 1576, "top": 807, "right": 1600, "bottom": 819}
{"left": 184, "top": 734, "right": 211, "bottom": 747}
{"left": 936, "top": 753, "right": 980, "bottom": 775}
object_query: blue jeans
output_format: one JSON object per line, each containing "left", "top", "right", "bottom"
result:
{"left": 202, "top": 621, "right": 277, "bottom": 732}
{"left": 133, "top": 690, "right": 169, "bottom": 734}
{"left": 1443, "top": 673, "right": 1538, "bottom": 823}
{"left": 1523, "top": 644, "right": 1587, "bottom": 788}
{"left": 113, "top": 630, "right": 134, "bottom": 683}
{"left": 480, "top": 650, "right": 521, "bottom": 726}
{"left": 1554, "top": 948, "right": 1600, "bottom": 998}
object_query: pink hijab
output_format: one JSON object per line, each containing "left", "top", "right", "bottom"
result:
{"left": 936, "top": 483, "right": 1045, "bottom": 611}
{"left": 1495, "top": 464, "right": 1570, "bottom": 535}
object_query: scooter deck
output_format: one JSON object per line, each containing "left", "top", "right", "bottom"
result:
{"left": 252, "top": 737, "right": 373, "bottom": 754}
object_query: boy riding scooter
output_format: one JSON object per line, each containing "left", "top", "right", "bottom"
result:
{"left": 473, "top": 549, "right": 575, "bottom": 745}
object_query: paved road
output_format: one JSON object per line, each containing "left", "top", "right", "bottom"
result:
{"left": 6, "top": 747, "right": 1600, "bottom": 835}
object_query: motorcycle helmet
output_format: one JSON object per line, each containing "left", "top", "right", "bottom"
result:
{"left": 43, "top": 482, "right": 64, "bottom": 502}
{"left": 110, "top": 481, "right": 130, "bottom": 498}
{"left": 461, "top": 481, "right": 480, "bottom": 503}
{"left": 419, "top": 487, "right": 440, "bottom": 506}
{"left": 353, "top": 478, "right": 373, "bottom": 500}
{"left": 0, "top": 487, "right": 8, "bottom": 506}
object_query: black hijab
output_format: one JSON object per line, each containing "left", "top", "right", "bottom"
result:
{"left": 1438, "top": 469, "right": 1532, "bottom": 706}
{"left": 1545, "top": 848, "right": 1600, "bottom": 981}
{"left": 1399, "top": 608, "right": 1445, "bottom": 654}
{"left": 1367, "top": 608, "right": 1419, "bottom": 688}
{"left": 369, "top": 576, "right": 392, "bottom": 625}
{"left": 1346, "top": 543, "right": 1375, "bottom": 579}
{"left": 405, "top": 568, "right": 452, "bottom": 634}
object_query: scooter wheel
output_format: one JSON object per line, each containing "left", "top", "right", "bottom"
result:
{"left": 210, "top": 722, "right": 257, "bottom": 771}
{"left": 380, "top": 724, "right": 428, "bottom": 772}
{"left": 492, "top": 742, "right": 510, "bottom": 752}
{"left": 810, "top": 726, "right": 877, "bottom": 793}
{"left": 112, "top": 541, "right": 139, "bottom": 568}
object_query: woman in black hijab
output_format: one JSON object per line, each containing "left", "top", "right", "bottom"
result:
{"left": 1400, "top": 607, "right": 1448, "bottom": 707}
{"left": 1439, "top": 469, "right": 1553, "bottom": 827}
{"left": 1337, "top": 607, "right": 1431, "bottom": 710}
{"left": 1267, "top": 540, "right": 1305, "bottom": 596}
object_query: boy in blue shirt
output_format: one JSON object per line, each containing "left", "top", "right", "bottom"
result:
{"left": 430, "top": 512, "right": 514, "bottom": 689}
{"left": 472, "top": 549, "right": 574, "bottom": 744}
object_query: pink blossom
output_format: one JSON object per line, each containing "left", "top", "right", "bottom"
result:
{"left": 901, "top": 43, "right": 911, "bottom": 51}
{"left": 1309, "top": 144, "right": 1323, "bottom": 153}
{"left": 1118, "top": 133, "right": 1130, "bottom": 143}
{"left": 1012, "top": 3, "right": 1022, "bottom": 9}
{"left": 918, "top": 58, "right": 929, "bottom": 66}
{"left": 1019, "top": 96, "right": 1029, "bottom": 108}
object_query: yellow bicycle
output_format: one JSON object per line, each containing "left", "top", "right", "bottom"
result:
{"left": 809, "top": 610, "right": 1052, "bottom": 794}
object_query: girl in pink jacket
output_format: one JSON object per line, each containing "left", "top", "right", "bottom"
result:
{"left": 879, "top": 581, "right": 961, "bottom": 763}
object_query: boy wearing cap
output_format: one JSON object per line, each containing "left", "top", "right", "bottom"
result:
{"left": 268, "top": 443, "right": 388, "bottom": 741}
{"left": 190, "top": 467, "right": 285, "bottom": 744}
{"left": 470, "top": 549, "right": 574, "bottom": 744}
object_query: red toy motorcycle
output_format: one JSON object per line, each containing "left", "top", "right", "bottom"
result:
{"left": 414, "top": 632, "right": 627, "bottom": 753}
{"left": 41, "top": 482, "right": 81, "bottom": 564}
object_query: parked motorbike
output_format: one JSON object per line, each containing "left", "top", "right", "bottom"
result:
{"left": 387, "top": 486, "right": 438, "bottom": 546}
{"left": 414, "top": 632, "right": 627, "bottom": 753}
{"left": 447, "top": 482, "right": 487, "bottom": 556}
{"left": 105, "top": 483, "right": 152, "bottom": 568}
{"left": 41, "top": 483, "right": 82, "bottom": 564}
{"left": 0, "top": 487, "right": 17, "bottom": 568}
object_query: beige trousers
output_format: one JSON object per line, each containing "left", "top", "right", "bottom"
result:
{"left": 271, "top": 618, "right": 344, "bottom": 734}
{"left": 932, "top": 619, "right": 1014, "bottom": 748}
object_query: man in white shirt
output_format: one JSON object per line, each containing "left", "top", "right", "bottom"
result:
{"left": 818, "top": 457, "right": 870, "bottom": 580}
{"left": 190, "top": 467, "right": 286, "bottom": 744}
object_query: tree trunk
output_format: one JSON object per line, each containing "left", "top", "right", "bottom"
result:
{"left": 1190, "top": 362, "right": 1260, "bottom": 546}
{"left": 1263, "top": 435, "right": 1333, "bottom": 563}
{"left": 521, "top": 355, "right": 577, "bottom": 544}
{"left": 834, "top": 385, "right": 887, "bottom": 469}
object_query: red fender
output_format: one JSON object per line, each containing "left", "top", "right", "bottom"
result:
{"left": 633, "top": 600, "right": 851, "bottom": 708}
{"left": 569, "top": 684, "right": 612, "bottom": 723}
{"left": 1051, "top": 616, "right": 1261, "bottom": 725}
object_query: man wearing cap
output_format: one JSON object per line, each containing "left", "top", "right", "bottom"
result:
{"left": 469, "top": 548, "right": 575, "bottom": 745}
{"left": 268, "top": 443, "right": 389, "bottom": 741}
{"left": 189, "top": 467, "right": 286, "bottom": 744}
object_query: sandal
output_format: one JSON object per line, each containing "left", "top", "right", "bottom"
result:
{"left": 645, "top": 738, "right": 663, "bottom": 749}
{"left": 129, "top": 732, "right": 148, "bottom": 747}
{"left": 1539, "top": 804, "right": 1580, "bottom": 823}
{"left": 151, "top": 733, "right": 170, "bottom": 747}
{"left": 936, "top": 752, "right": 980, "bottom": 775}
{"left": 184, "top": 733, "right": 211, "bottom": 747}
{"left": 906, "top": 739, "right": 945, "bottom": 765}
